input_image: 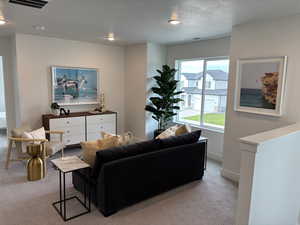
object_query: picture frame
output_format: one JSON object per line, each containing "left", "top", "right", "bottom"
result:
{"left": 234, "top": 56, "right": 287, "bottom": 116}
{"left": 51, "top": 66, "right": 99, "bottom": 105}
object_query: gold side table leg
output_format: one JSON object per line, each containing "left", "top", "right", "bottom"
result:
{"left": 27, "top": 144, "right": 45, "bottom": 181}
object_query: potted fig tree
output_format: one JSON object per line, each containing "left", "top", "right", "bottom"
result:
{"left": 145, "top": 65, "right": 183, "bottom": 137}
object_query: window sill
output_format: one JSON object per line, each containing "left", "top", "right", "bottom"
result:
{"left": 174, "top": 121, "right": 224, "bottom": 134}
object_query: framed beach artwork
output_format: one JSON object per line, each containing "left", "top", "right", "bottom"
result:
{"left": 51, "top": 66, "right": 99, "bottom": 105}
{"left": 234, "top": 56, "right": 287, "bottom": 116}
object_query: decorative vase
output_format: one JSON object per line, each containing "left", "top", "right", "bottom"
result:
{"left": 27, "top": 144, "right": 45, "bottom": 181}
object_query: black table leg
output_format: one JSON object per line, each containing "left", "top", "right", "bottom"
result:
{"left": 63, "top": 172, "right": 66, "bottom": 220}
{"left": 59, "top": 170, "right": 62, "bottom": 214}
{"left": 52, "top": 169, "right": 92, "bottom": 222}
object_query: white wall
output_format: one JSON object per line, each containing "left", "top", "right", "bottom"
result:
{"left": 167, "top": 37, "right": 231, "bottom": 162}
{"left": 167, "top": 37, "right": 231, "bottom": 63}
{"left": 0, "top": 56, "right": 5, "bottom": 112}
{"left": 14, "top": 34, "right": 125, "bottom": 133}
{"left": 124, "top": 42, "right": 166, "bottom": 139}
{"left": 0, "top": 36, "right": 17, "bottom": 132}
{"left": 223, "top": 14, "right": 300, "bottom": 180}
{"left": 124, "top": 44, "right": 147, "bottom": 139}
{"left": 146, "top": 43, "right": 167, "bottom": 139}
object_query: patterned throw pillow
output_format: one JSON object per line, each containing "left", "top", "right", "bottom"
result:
{"left": 101, "top": 131, "right": 133, "bottom": 146}
{"left": 175, "top": 124, "right": 192, "bottom": 136}
{"left": 81, "top": 136, "right": 118, "bottom": 167}
{"left": 155, "top": 125, "right": 179, "bottom": 139}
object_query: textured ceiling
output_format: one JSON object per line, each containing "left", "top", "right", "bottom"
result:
{"left": 0, "top": 0, "right": 300, "bottom": 45}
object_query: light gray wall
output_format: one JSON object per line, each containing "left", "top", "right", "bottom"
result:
{"left": 0, "top": 56, "right": 5, "bottom": 112}
{"left": 222, "top": 14, "right": 300, "bottom": 179}
{"left": 146, "top": 42, "right": 167, "bottom": 139}
{"left": 14, "top": 34, "right": 125, "bottom": 133}
{"left": 167, "top": 37, "right": 231, "bottom": 161}
{"left": 0, "top": 36, "right": 17, "bottom": 132}
{"left": 124, "top": 42, "right": 166, "bottom": 139}
{"left": 167, "top": 37, "right": 231, "bottom": 64}
{"left": 124, "top": 44, "right": 147, "bottom": 139}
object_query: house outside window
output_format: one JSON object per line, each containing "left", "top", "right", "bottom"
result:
{"left": 175, "top": 57, "right": 229, "bottom": 130}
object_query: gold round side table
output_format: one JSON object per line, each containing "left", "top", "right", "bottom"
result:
{"left": 27, "top": 144, "right": 45, "bottom": 181}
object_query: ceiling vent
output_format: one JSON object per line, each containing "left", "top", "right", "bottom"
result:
{"left": 9, "top": 0, "right": 48, "bottom": 9}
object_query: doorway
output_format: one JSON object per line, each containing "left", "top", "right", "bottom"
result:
{"left": 0, "top": 56, "right": 6, "bottom": 134}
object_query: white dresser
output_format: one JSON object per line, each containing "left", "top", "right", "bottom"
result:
{"left": 43, "top": 111, "right": 117, "bottom": 147}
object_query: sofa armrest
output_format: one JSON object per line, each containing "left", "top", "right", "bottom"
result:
{"left": 97, "top": 141, "right": 206, "bottom": 216}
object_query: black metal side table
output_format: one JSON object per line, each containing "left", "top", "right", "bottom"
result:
{"left": 199, "top": 136, "right": 208, "bottom": 170}
{"left": 51, "top": 156, "right": 91, "bottom": 221}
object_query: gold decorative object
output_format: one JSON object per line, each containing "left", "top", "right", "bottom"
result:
{"left": 27, "top": 144, "right": 45, "bottom": 181}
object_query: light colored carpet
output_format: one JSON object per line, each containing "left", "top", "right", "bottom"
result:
{"left": 0, "top": 134, "right": 237, "bottom": 225}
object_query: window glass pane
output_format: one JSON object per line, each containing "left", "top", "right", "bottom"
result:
{"left": 203, "top": 59, "right": 229, "bottom": 128}
{"left": 177, "top": 60, "right": 204, "bottom": 126}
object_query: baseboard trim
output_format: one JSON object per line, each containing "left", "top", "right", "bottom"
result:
{"left": 207, "top": 152, "right": 223, "bottom": 163}
{"left": 221, "top": 168, "right": 240, "bottom": 183}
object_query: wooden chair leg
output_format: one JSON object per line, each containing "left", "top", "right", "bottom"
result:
{"left": 5, "top": 140, "right": 13, "bottom": 169}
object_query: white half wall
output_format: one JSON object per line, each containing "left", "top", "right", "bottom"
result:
{"left": 223, "top": 14, "right": 300, "bottom": 179}
{"left": 236, "top": 124, "right": 300, "bottom": 225}
{"left": 167, "top": 37, "right": 231, "bottom": 162}
{"left": 14, "top": 34, "right": 125, "bottom": 133}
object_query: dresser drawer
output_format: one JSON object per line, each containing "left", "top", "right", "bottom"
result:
{"left": 87, "top": 132, "right": 102, "bottom": 141}
{"left": 64, "top": 134, "right": 85, "bottom": 146}
{"left": 50, "top": 126, "right": 85, "bottom": 141}
{"left": 87, "top": 114, "right": 116, "bottom": 124}
{"left": 49, "top": 117, "right": 85, "bottom": 129}
{"left": 87, "top": 123, "right": 116, "bottom": 134}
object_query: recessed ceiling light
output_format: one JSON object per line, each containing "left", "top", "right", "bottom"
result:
{"left": 104, "top": 33, "right": 115, "bottom": 41}
{"left": 168, "top": 19, "right": 181, "bottom": 25}
{"left": 0, "top": 19, "right": 6, "bottom": 25}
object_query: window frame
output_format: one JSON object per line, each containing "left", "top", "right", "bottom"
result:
{"left": 175, "top": 56, "right": 229, "bottom": 132}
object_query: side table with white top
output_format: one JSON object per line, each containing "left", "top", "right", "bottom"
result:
{"left": 51, "top": 156, "right": 91, "bottom": 221}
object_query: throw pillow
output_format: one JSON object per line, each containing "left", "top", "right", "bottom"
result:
{"left": 160, "top": 130, "right": 201, "bottom": 149}
{"left": 82, "top": 136, "right": 118, "bottom": 167}
{"left": 101, "top": 131, "right": 133, "bottom": 146}
{"left": 22, "top": 127, "right": 46, "bottom": 153}
{"left": 11, "top": 124, "right": 32, "bottom": 153}
{"left": 155, "top": 125, "right": 179, "bottom": 139}
{"left": 175, "top": 124, "right": 192, "bottom": 136}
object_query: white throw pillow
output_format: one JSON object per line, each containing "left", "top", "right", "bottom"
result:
{"left": 22, "top": 127, "right": 46, "bottom": 153}
{"left": 155, "top": 125, "right": 179, "bottom": 139}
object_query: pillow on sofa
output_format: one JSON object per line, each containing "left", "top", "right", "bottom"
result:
{"left": 160, "top": 130, "right": 201, "bottom": 149}
{"left": 82, "top": 136, "right": 118, "bottom": 167}
{"left": 155, "top": 125, "right": 179, "bottom": 139}
{"left": 175, "top": 124, "right": 191, "bottom": 136}
{"left": 101, "top": 131, "right": 134, "bottom": 146}
{"left": 92, "top": 138, "right": 161, "bottom": 178}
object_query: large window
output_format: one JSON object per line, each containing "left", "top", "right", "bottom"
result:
{"left": 175, "top": 57, "right": 229, "bottom": 130}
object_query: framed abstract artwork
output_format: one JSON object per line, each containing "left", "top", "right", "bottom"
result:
{"left": 51, "top": 66, "right": 99, "bottom": 105}
{"left": 234, "top": 56, "right": 287, "bottom": 116}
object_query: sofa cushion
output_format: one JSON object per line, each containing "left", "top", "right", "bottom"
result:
{"left": 160, "top": 130, "right": 201, "bottom": 149}
{"left": 92, "top": 139, "right": 161, "bottom": 178}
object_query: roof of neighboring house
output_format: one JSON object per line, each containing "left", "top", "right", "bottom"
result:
{"left": 182, "top": 70, "right": 228, "bottom": 81}
{"left": 182, "top": 87, "right": 227, "bottom": 96}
